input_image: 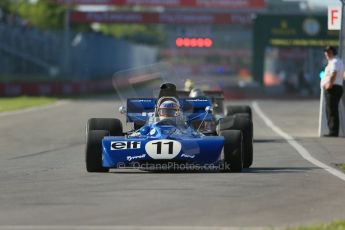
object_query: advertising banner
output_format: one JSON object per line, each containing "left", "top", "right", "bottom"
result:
{"left": 70, "top": 11, "right": 252, "bottom": 25}
{"left": 57, "top": 0, "right": 266, "bottom": 10}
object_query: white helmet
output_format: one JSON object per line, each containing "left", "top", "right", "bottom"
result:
{"left": 189, "top": 88, "right": 205, "bottom": 98}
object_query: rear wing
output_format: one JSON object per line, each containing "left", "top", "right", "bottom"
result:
{"left": 126, "top": 98, "right": 213, "bottom": 123}
{"left": 177, "top": 90, "right": 224, "bottom": 114}
{"left": 177, "top": 90, "right": 224, "bottom": 99}
{"left": 126, "top": 99, "right": 156, "bottom": 123}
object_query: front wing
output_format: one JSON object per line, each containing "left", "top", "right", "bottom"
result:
{"left": 102, "top": 136, "right": 224, "bottom": 168}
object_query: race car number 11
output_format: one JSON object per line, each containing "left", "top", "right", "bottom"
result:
{"left": 145, "top": 140, "right": 181, "bottom": 159}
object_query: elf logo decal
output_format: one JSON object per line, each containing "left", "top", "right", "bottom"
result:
{"left": 111, "top": 141, "right": 141, "bottom": 150}
{"left": 145, "top": 140, "right": 181, "bottom": 159}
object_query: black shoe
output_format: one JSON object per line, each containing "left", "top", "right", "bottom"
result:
{"left": 323, "top": 133, "right": 338, "bottom": 137}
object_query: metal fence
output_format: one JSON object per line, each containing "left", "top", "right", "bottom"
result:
{"left": 0, "top": 23, "right": 61, "bottom": 76}
{"left": 69, "top": 32, "right": 158, "bottom": 80}
{"left": 0, "top": 22, "right": 158, "bottom": 80}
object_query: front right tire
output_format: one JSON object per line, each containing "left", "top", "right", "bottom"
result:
{"left": 218, "top": 115, "right": 253, "bottom": 168}
{"left": 220, "top": 130, "right": 243, "bottom": 172}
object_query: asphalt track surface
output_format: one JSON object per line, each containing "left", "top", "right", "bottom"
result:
{"left": 0, "top": 97, "right": 345, "bottom": 229}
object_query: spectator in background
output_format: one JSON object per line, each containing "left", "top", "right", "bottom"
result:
{"left": 321, "top": 46, "right": 344, "bottom": 137}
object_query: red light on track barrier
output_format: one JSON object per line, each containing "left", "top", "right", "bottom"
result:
{"left": 176, "top": 37, "right": 184, "bottom": 47}
{"left": 197, "top": 38, "right": 204, "bottom": 47}
{"left": 190, "top": 38, "right": 197, "bottom": 47}
{"left": 183, "top": 38, "right": 191, "bottom": 47}
{"left": 204, "top": 38, "right": 213, "bottom": 47}
{"left": 175, "top": 37, "right": 213, "bottom": 48}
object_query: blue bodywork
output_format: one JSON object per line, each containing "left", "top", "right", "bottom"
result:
{"left": 102, "top": 98, "right": 225, "bottom": 168}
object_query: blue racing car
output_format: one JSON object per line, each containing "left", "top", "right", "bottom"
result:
{"left": 85, "top": 83, "right": 246, "bottom": 173}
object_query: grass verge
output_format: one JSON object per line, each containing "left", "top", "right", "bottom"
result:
{"left": 0, "top": 96, "right": 57, "bottom": 113}
{"left": 286, "top": 220, "right": 345, "bottom": 230}
{"left": 338, "top": 164, "right": 345, "bottom": 172}
{"left": 0, "top": 75, "right": 68, "bottom": 82}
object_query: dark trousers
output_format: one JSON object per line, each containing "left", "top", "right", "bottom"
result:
{"left": 325, "top": 85, "right": 343, "bottom": 136}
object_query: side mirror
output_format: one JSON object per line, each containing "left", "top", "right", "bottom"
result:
{"left": 119, "top": 106, "right": 127, "bottom": 114}
{"left": 205, "top": 106, "right": 213, "bottom": 113}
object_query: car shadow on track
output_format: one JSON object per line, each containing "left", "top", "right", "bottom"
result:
{"left": 242, "top": 167, "right": 320, "bottom": 174}
{"left": 253, "top": 139, "right": 286, "bottom": 143}
{"left": 108, "top": 166, "right": 319, "bottom": 174}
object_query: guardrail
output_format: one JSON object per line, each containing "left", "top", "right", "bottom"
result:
{"left": 0, "top": 72, "right": 161, "bottom": 96}
{"left": 0, "top": 80, "right": 111, "bottom": 96}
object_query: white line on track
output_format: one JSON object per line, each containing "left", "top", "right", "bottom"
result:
{"left": 0, "top": 226, "right": 266, "bottom": 230}
{"left": 252, "top": 101, "right": 345, "bottom": 182}
{"left": 0, "top": 100, "right": 69, "bottom": 117}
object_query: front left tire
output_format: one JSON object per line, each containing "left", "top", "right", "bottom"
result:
{"left": 87, "top": 118, "right": 123, "bottom": 136}
{"left": 86, "top": 130, "right": 109, "bottom": 173}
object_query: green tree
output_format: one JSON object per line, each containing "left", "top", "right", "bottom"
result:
{"left": 4, "top": 0, "right": 91, "bottom": 32}
{"left": 14, "top": 0, "right": 66, "bottom": 29}
{"left": 2, "top": 0, "right": 163, "bottom": 45}
{"left": 99, "top": 24, "right": 165, "bottom": 45}
{"left": 0, "top": 0, "right": 12, "bottom": 13}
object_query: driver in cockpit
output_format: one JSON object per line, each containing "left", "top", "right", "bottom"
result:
{"left": 156, "top": 83, "right": 180, "bottom": 123}
{"left": 156, "top": 99, "right": 190, "bottom": 134}
{"left": 155, "top": 83, "right": 186, "bottom": 128}
{"left": 157, "top": 100, "right": 180, "bottom": 123}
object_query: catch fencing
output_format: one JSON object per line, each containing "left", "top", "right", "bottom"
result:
{"left": 0, "top": 22, "right": 157, "bottom": 81}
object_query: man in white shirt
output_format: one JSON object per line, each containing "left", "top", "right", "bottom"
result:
{"left": 322, "top": 46, "right": 344, "bottom": 137}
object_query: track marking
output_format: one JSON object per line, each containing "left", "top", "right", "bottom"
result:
{"left": 252, "top": 101, "right": 345, "bottom": 182}
{"left": 0, "top": 226, "right": 264, "bottom": 230}
{"left": 0, "top": 100, "right": 69, "bottom": 117}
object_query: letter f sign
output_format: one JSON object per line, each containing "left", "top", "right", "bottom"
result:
{"left": 328, "top": 7, "right": 342, "bottom": 30}
{"left": 332, "top": 10, "right": 338, "bottom": 24}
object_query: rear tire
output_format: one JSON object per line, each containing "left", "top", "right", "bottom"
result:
{"left": 220, "top": 130, "right": 243, "bottom": 172}
{"left": 87, "top": 118, "right": 123, "bottom": 136}
{"left": 226, "top": 105, "right": 252, "bottom": 120}
{"left": 86, "top": 130, "right": 109, "bottom": 172}
{"left": 218, "top": 115, "right": 253, "bottom": 168}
